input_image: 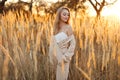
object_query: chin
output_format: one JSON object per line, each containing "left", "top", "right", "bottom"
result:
{"left": 64, "top": 20, "right": 68, "bottom": 23}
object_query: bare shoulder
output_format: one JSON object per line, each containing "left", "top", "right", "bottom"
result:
{"left": 66, "top": 25, "right": 73, "bottom": 36}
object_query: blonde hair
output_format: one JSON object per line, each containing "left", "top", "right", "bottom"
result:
{"left": 53, "top": 6, "right": 70, "bottom": 35}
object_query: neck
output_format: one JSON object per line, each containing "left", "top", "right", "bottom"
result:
{"left": 59, "top": 21, "right": 67, "bottom": 28}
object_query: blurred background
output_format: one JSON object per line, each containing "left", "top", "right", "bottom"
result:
{"left": 0, "top": 0, "right": 120, "bottom": 80}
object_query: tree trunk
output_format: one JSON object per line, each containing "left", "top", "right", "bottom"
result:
{"left": 0, "top": 0, "right": 7, "bottom": 13}
{"left": 96, "top": 10, "right": 101, "bottom": 19}
{"left": 29, "top": 0, "right": 33, "bottom": 13}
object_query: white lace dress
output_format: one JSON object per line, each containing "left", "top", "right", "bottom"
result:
{"left": 49, "top": 32, "right": 76, "bottom": 80}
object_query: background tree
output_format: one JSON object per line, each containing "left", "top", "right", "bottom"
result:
{"left": 67, "top": 0, "right": 86, "bottom": 16}
{"left": 45, "top": 0, "right": 86, "bottom": 17}
{"left": 0, "top": 0, "right": 7, "bottom": 13}
{"left": 87, "top": 0, "right": 117, "bottom": 17}
{"left": 44, "top": 0, "right": 117, "bottom": 18}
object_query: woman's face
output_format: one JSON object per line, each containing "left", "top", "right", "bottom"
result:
{"left": 60, "top": 9, "right": 70, "bottom": 23}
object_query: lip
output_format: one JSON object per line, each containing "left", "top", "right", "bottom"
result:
{"left": 64, "top": 18, "right": 68, "bottom": 20}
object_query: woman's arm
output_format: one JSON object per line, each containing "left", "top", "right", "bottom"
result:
{"left": 64, "top": 26, "right": 76, "bottom": 61}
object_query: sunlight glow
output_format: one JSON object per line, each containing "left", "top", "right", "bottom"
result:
{"left": 44, "top": 0, "right": 60, "bottom": 3}
{"left": 102, "top": 0, "right": 120, "bottom": 17}
{"left": 5, "top": 0, "right": 120, "bottom": 19}
{"left": 86, "top": 0, "right": 120, "bottom": 18}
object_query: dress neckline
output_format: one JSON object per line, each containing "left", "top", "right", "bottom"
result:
{"left": 56, "top": 32, "right": 68, "bottom": 37}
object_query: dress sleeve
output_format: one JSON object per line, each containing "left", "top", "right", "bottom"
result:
{"left": 64, "top": 35, "right": 76, "bottom": 61}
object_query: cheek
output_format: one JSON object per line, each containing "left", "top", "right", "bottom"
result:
{"left": 60, "top": 15, "right": 65, "bottom": 20}
{"left": 61, "top": 14, "right": 64, "bottom": 17}
{"left": 68, "top": 16, "right": 70, "bottom": 19}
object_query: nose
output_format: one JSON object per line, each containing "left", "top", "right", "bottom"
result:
{"left": 65, "top": 15, "right": 69, "bottom": 19}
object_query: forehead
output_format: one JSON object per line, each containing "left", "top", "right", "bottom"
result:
{"left": 61, "top": 9, "right": 69, "bottom": 14}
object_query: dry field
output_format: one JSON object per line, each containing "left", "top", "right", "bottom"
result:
{"left": 0, "top": 10, "right": 120, "bottom": 80}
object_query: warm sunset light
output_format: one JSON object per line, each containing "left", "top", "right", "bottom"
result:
{"left": 102, "top": 0, "right": 120, "bottom": 16}
{"left": 86, "top": 0, "right": 120, "bottom": 17}
{"left": 45, "top": 0, "right": 60, "bottom": 3}
{"left": 46, "top": 0, "right": 120, "bottom": 18}
{"left": 1, "top": 0, "right": 120, "bottom": 80}
{"left": 5, "top": 0, "right": 120, "bottom": 18}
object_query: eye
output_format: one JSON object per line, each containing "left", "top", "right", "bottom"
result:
{"left": 63, "top": 13, "right": 66, "bottom": 16}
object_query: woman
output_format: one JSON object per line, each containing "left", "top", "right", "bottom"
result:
{"left": 49, "top": 6, "right": 76, "bottom": 80}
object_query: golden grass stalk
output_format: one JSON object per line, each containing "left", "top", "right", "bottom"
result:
{"left": 76, "top": 66, "right": 91, "bottom": 80}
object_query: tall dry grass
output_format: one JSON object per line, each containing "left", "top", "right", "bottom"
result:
{"left": 0, "top": 10, "right": 120, "bottom": 80}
